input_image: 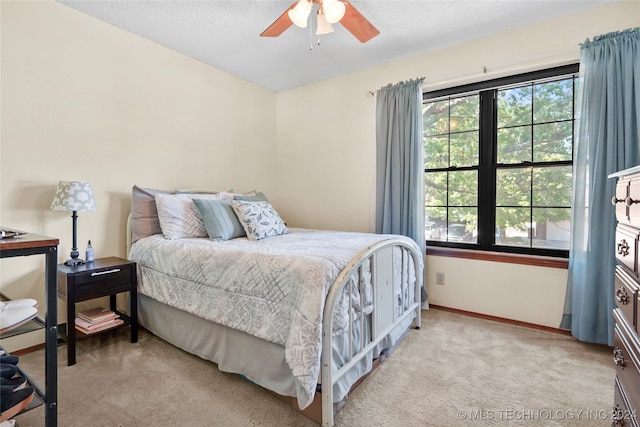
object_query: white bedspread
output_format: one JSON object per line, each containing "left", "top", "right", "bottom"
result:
{"left": 129, "top": 228, "right": 419, "bottom": 409}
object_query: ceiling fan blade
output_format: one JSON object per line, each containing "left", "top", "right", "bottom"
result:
{"left": 340, "top": 1, "right": 380, "bottom": 43}
{"left": 260, "top": 2, "right": 297, "bottom": 37}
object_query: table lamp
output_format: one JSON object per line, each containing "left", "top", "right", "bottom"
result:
{"left": 50, "top": 181, "right": 96, "bottom": 266}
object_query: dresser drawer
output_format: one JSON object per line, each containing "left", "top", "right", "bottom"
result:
{"left": 616, "top": 266, "right": 638, "bottom": 329}
{"left": 613, "top": 309, "right": 640, "bottom": 413}
{"left": 614, "top": 377, "right": 639, "bottom": 427}
{"left": 616, "top": 178, "right": 630, "bottom": 222}
{"left": 637, "top": 290, "right": 640, "bottom": 339}
{"left": 616, "top": 224, "right": 639, "bottom": 276}
{"left": 629, "top": 175, "right": 640, "bottom": 227}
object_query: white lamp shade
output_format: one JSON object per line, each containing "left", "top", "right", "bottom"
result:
{"left": 316, "top": 12, "right": 335, "bottom": 35}
{"left": 323, "top": 0, "right": 346, "bottom": 23}
{"left": 288, "top": 0, "right": 312, "bottom": 28}
{"left": 50, "top": 181, "right": 96, "bottom": 211}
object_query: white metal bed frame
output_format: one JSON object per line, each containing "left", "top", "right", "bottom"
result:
{"left": 320, "top": 241, "right": 422, "bottom": 426}
{"left": 126, "top": 215, "right": 423, "bottom": 426}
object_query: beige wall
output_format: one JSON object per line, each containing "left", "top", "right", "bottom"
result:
{"left": 275, "top": 0, "right": 639, "bottom": 328}
{"left": 0, "top": 0, "right": 277, "bottom": 338}
{"left": 1, "top": 0, "right": 638, "bottom": 351}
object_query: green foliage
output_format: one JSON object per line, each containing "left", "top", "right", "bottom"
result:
{"left": 424, "top": 77, "right": 575, "bottom": 247}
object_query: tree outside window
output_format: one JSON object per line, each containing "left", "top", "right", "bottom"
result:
{"left": 423, "top": 65, "right": 577, "bottom": 257}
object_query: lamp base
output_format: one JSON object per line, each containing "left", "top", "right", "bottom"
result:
{"left": 64, "top": 258, "right": 86, "bottom": 266}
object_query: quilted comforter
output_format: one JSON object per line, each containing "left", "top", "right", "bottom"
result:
{"left": 129, "top": 228, "right": 419, "bottom": 409}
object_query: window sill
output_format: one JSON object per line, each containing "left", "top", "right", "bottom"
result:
{"left": 425, "top": 246, "right": 568, "bottom": 269}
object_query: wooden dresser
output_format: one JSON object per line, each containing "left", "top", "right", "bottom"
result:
{"left": 611, "top": 165, "right": 640, "bottom": 426}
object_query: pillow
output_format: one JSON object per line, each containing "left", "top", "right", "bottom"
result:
{"left": 131, "top": 185, "right": 171, "bottom": 243}
{"left": 193, "top": 198, "right": 246, "bottom": 241}
{"left": 232, "top": 191, "right": 269, "bottom": 202}
{"left": 175, "top": 188, "right": 234, "bottom": 194}
{"left": 155, "top": 193, "right": 225, "bottom": 239}
{"left": 231, "top": 200, "right": 288, "bottom": 241}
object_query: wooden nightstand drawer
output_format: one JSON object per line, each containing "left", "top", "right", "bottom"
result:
{"left": 73, "top": 265, "right": 130, "bottom": 285}
{"left": 68, "top": 266, "right": 132, "bottom": 300}
{"left": 58, "top": 257, "right": 136, "bottom": 301}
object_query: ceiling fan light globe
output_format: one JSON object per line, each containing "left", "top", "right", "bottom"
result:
{"left": 324, "top": 0, "right": 346, "bottom": 23}
{"left": 288, "top": 0, "right": 312, "bottom": 28}
{"left": 316, "top": 13, "right": 335, "bottom": 35}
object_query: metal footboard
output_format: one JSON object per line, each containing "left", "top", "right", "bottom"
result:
{"left": 320, "top": 238, "right": 423, "bottom": 426}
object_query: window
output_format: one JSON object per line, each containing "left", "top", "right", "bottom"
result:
{"left": 423, "top": 65, "right": 578, "bottom": 257}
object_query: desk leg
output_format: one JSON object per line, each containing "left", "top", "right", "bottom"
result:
{"left": 66, "top": 276, "right": 76, "bottom": 367}
{"left": 45, "top": 246, "right": 58, "bottom": 426}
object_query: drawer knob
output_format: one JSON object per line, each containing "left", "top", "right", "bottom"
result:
{"left": 612, "top": 196, "right": 625, "bottom": 206}
{"left": 612, "top": 403, "right": 626, "bottom": 425}
{"left": 625, "top": 196, "right": 640, "bottom": 207}
{"left": 613, "top": 348, "right": 625, "bottom": 369}
{"left": 616, "top": 287, "right": 629, "bottom": 305}
{"left": 617, "top": 240, "right": 630, "bottom": 257}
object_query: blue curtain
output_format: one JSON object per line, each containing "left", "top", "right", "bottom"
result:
{"left": 375, "top": 78, "right": 427, "bottom": 302}
{"left": 561, "top": 28, "right": 640, "bottom": 345}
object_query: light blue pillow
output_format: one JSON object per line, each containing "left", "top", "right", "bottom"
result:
{"left": 193, "top": 199, "right": 246, "bottom": 241}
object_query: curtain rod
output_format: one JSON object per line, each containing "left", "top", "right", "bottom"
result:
{"left": 368, "top": 45, "right": 579, "bottom": 96}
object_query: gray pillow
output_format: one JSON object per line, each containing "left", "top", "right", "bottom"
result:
{"left": 131, "top": 185, "right": 171, "bottom": 243}
{"left": 193, "top": 198, "right": 246, "bottom": 241}
{"left": 232, "top": 191, "right": 269, "bottom": 202}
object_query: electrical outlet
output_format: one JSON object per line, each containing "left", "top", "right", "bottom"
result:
{"left": 436, "top": 272, "right": 445, "bottom": 285}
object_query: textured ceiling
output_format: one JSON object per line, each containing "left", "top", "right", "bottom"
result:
{"left": 58, "top": 0, "right": 616, "bottom": 92}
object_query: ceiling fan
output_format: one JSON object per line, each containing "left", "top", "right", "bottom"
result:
{"left": 260, "top": 0, "right": 380, "bottom": 43}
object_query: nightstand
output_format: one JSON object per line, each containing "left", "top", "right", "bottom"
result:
{"left": 58, "top": 256, "right": 137, "bottom": 366}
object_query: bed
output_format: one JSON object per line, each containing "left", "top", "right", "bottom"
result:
{"left": 126, "top": 185, "right": 423, "bottom": 426}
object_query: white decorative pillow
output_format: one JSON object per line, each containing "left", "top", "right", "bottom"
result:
{"left": 155, "top": 193, "right": 227, "bottom": 239}
{"left": 231, "top": 201, "right": 288, "bottom": 241}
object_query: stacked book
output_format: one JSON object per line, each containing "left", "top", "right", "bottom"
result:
{"left": 75, "top": 307, "right": 123, "bottom": 335}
